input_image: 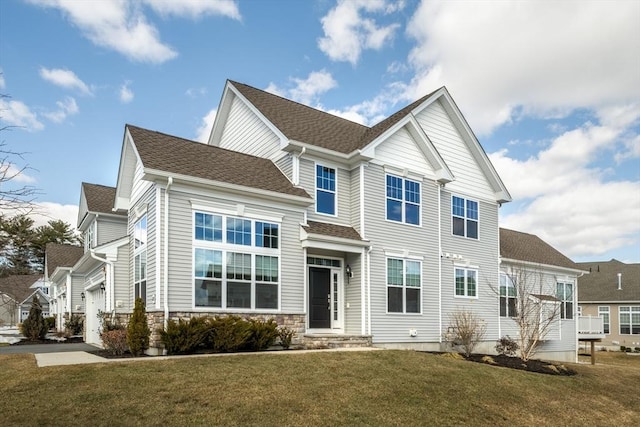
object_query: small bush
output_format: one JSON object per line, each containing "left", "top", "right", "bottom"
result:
{"left": 245, "top": 319, "right": 279, "bottom": 351}
{"left": 495, "top": 335, "right": 519, "bottom": 357}
{"left": 159, "top": 317, "right": 209, "bottom": 355}
{"left": 127, "top": 298, "right": 150, "bottom": 356}
{"left": 444, "top": 310, "right": 487, "bottom": 357}
{"left": 620, "top": 346, "right": 627, "bottom": 352}
{"left": 209, "top": 315, "right": 251, "bottom": 352}
{"left": 278, "top": 326, "right": 295, "bottom": 349}
{"left": 635, "top": 347, "right": 640, "bottom": 353}
{"left": 20, "top": 296, "right": 47, "bottom": 341}
{"left": 100, "top": 329, "right": 128, "bottom": 356}
{"left": 65, "top": 314, "right": 84, "bottom": 336}
{"left": 44, "top": 316, "right": 56, "bottom": 331}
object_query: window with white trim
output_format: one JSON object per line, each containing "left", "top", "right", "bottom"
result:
{"left": 387, "top": 258, "right": 421, "bottom": 313}
{"left": 452, "top": 196, "right": 478, "bottom": 239}
{"left": 84, "top": 222, "right": 95, "bottom": 251}
{"left": 556, "top": 282, "right": 573, "bottom": 319}
{"left": 455, "top": 268, "right": 477, "bottom": 298}
{"left": 133, "top": 215, "right": 147, "bottom": 304}
{"left": 193, "top": 212, "right": 279, "bottom": 310}
{"left": 386, "top": 174, "right": 420, "bottom": 225}
{"left": 619, "top": 306, "right": 640, "bottom": 335}
{"left": 499, "top": 273, "right": 517, "bottom": 317}
{"left": 598, "top": 306, "right": 610, "bottom": 334}
{"left": 316, "top": 164, "right": 336, "bottom": 215}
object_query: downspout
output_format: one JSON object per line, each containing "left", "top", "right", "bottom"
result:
{"left": 164, "top": 177, "right": 173, "bottom": 330}
{"left": 575, "top": 271, "right": 586, "bottom": 363}
{"left": 293, "top": 147, "right": 306, "bottom": 186}
{"left": 438, "top": 182, "right": 443, "bottom": 342}
{"left": 90, "top": 251, "right": 114, "bottom": 313}
{"left": 367, "top": 246, "right": 372, "bottom": 336}
{"left": 361, "top": 246, "right": 366, "bottom": 335}
{"left": 359, "top": 163, "right": 366, "bottom": 336}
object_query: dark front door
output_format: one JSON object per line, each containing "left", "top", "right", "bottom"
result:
{"left": 309, "top": 267, "right": 331, "bottom": 329}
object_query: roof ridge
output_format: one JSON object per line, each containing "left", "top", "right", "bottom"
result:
{"left": 82, "top": 182, "right": 115, "bottom": 190}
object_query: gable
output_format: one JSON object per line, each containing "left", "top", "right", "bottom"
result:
{"left": 370, "top": 126, "right": 437, "bottom": 178}
{"left": 114, "top": 130, "right": 140, "bottom": 211}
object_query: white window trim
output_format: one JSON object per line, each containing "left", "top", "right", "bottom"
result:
{"left": 454, "top": 266, "right": 479, "bottom": 299}
{"left": 314, "top": 162, "right": 338, "bottom": 217}
{"left": 556, "top": 281, "right": 574, "bottom": 320}
{"left": 384, "top": 173, "right": 422, "bottom": 227}
{"left": 598, "top": 305, "right": 610, "bottom": 334}
{"left": 499, "top": 272, "right": 517, "bottom": 317}
{"left": 385, "top": 257, "right": 422, "bottom": 315}
{"left": 619, "top": 306, "right": 640, "bottom": 335}
{"left": 133, "top": 214, "right": 147, "bottom": 303}
{"left": 451, "top": 195, "right": 480, "bottom": 240}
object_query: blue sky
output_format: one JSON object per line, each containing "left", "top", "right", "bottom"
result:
{"left": 1, "top": 0, "right": 639, "bottom": 263}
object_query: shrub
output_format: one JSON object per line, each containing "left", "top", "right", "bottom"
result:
{"left": 444, "top": 310, "right": 487, "bottom": 357}
{"left": 20, "top": 296, "right": 47, "bottom": 341}
{"left": 65, "top": 314, "right": 84, "bottom": 336}
{"left": 127, "top": 298, "right": 150, "bottom": 356}
{"left": 97, "top": 310, "right": 124, "bottom": 332}
{"left": 100, "top": 329, "right": 128, "bottom": 356}
{"left": 159, "top": 317, "right": 209, "bottom": 355}
{"left": 44, "top": 316, "right": 56, "bottom": 331}
{"left": 635, "top": 347, "right": 640, "bottom": 353}
{"left": 495, "top": 335, "right": 519, "bottom": 357}
{"left": 209, "top": 315, "right": 252, "bottom": 352}
{"left": 620, "top": 346, "right": 627, "bottom": 352}
{"left": 278, "top": 326, "right": 295, "bottom": 350}
{"left": 245, "top": 319, "right": 279, "bottom": 351}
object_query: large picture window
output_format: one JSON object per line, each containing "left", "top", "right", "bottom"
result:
{"left": 316, "top": 164, "right": 336, "bottom": 215}
{"left": 556, "top": 282, "right": 573, "bottom": 319}
{"left": 452, "top": 196, "right": 478, "bottom": 239}
{"left": 619, "top": 306, "right": 640, "bottom": 335}
{"left": 387, "top": 258, "right": 421, "bottom": 314}
{"left": 193, "top": 212, "right": 279, "bottom": 310}
{"left": 386, "top": 174, "right": 420, "bottom": 225}
{"left": 499, "top": 273, "right": 517, "bottom": 317}
{"left": 455, "top": 268, "right": 477, "bottom": 298}
{"left": 598, "top": 306, "right": 610, "bottom": 334}
{"left": 133, "top": 215, "right": 147, "bottom": 304}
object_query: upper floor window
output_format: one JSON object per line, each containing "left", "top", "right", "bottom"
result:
{"left": 386, "top": 175, "right": 420, "bottom": 225}
{"left": 499, "top": 273, "right": 517, "bottom": 317}
{"left": 195, "top": 212, "right": 222, "bottom": 242}
{"left": 556, "top": 282, "right": 573, "bottom": 319}
{"left": 452, "top": 196, "right": 478, "bottom": 239}
{"left": 227, "top": 218, "right": 251, "bottom": 246}
{"left": 387, "top": 258, "right": 421, "bottom": 313}
{"left": 455, "top": 267, "right": 477, "bottom": 298}
{"left": 84, "top": 222, "right": 95, "bottom": 251}
{"left": 256, "top": 222, "right": 279, "bottom": 249}
{"left": 134, "top": 214, "right": 147, "bottom": 304}
{"left": 598, "top": 306, "right": 610, "bottom": 334}
{"left": 619, "top": 306, "right": 640, "bottom": 335}
{"left": 316, "top": 164, "right": 336, "bottom": 215}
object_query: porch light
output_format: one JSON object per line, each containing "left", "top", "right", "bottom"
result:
{"left": 346, "top": 264, "right": 353, "bottom": 284}
{"left": 100, "top": 283, "right": 106, "bottom": 292}
{"left": 80, "top": 292, "right": 85, "bottom": 301}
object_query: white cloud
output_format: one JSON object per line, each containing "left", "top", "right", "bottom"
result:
{"left": 42, "top": 96, "right": 79, "bottom": 123}
{"left": 0, "top": 163, "right": 37, "bottom": 184}
{"left": 27, "top": 0, "right": 177, "bottom": 64}
{"left": 119, "top": 81, "right": 134, "bottom": 103}
{"left": 0, "top": 98, "right": 44, "bottom": 131}
{"left": 28, "top": 202, "right": 80, "bottom": 230}
{"left": 142, "top": 0, "right": 241, "bottom": 20}
{"left": 39, "top": 67, "right": 92, "bottom": 95}
{"left": 267, "top": 70, "right": 338, "bottom": 106}
{"left": 318, "top": 0, "right": 401, "bottom": 65}
{"left": 404, "top": 0, "right": 640, "bottom": 135}
{"left": 185, "top": 87, "right": 207, "bottom": 98}
{"left": 0, "top": 69, "right": 5, "bottom": 89}
{"left": 195, "top": 109, "right": 217, "bottom": 143}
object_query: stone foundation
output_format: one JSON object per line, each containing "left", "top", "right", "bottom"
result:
{"left": 303, "top": 334, "right": 373, "bottom": 349}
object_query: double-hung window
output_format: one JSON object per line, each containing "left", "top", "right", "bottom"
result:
{"left": 619, "top": 306, "right": 640, "bottom": 335}
{"left": 316, "top": 164, "right": 336, "bottom": 215}
{"left": 452, "top": 196, "right": 478, "bottom": 239}
{"left": 386, "top": 174, "right": 420, "bottom": 225}
{"left": 387, "top": 258, "right": 421, "bottom": 313}
{"left": 556, "top": 282, "right": 573, "bottom": 319}
{"left": 455, "top": 268, "right": 477, "bottom": 298}
{"left": 499, "top": 273, "right": 517, "bottom": 317}
{"left": 133, "top": 215, "right": 147, "bottom": 304}
{"left": 194, "top": 212, "right": 280, "bottom": 311}
{"left": 598, "top": 306, "right": 610, "bottom": 334}
{"left": 84, "top": 222, "right": 95, "bottom": 251}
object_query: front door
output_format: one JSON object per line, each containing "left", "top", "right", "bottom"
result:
{"left": 309, "top": 267, "right": 331, "bottom": 329}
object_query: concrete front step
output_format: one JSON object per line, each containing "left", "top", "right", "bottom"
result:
{"left": 303, "top": 334, "right": 372, "bottom": 349}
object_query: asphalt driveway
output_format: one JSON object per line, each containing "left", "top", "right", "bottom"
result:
{"left": 0, "top": 342, "right": 98, "bottom": 354}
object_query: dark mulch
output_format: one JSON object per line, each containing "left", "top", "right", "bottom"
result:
{"left": 87, "top": 349, "right": 150, "bottom": 359}
{"left": 463, "top": 353, "right": 577, "bottom": 376}
{"left": 12, "top": 336, "right": 85, "bottom": 346}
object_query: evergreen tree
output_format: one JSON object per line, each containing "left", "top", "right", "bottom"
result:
{"left": 20, "top": 295, "right": 47, "bottom": 341}
{"left": 127, "top": 298, "right": 150, "bottom": 356}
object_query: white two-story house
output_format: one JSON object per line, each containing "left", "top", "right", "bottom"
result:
{"left": 71, "top": 80, "right": 582, "bottom": 361}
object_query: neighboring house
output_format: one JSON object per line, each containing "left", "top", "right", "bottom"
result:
{"left": 69, "top": 80, "right": 582, "bottom": 361}
{"left": 499, "top": 228, "right": 588, "bottom": 361}
{"left": 577, "top": 260, "right": 640, "bottom": 349}
{"left": 0, "top": 275, "right": 41, "bottom": 326}
{"left": 46, "top": 182, "right": 128, "bottom": 342}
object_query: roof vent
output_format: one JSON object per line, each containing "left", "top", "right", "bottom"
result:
{"left": 617, "top": 273, "right": 622, "bottom": 290}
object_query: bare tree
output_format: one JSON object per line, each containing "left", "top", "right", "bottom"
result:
{"left": 443, "top": 309, "right": 487, "bottom": 357}
{"left": 499, "top": 266, "right": 562, "bottom": 361}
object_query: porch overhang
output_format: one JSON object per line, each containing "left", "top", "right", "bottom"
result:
{"left": 300, "top": 221, "right": 370, "bottom": 254}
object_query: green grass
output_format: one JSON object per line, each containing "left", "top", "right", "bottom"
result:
{"left": 1, "top": 350, "right": 638, "bottom": 426}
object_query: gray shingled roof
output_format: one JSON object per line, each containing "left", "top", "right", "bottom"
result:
{"left": 127, "top": 125, "right": 311, "bottom": 199}
{"left": 302, "top": 221, "right": 363, "bottom": 241}
{"left": 576, "top": 260, "right": 640, "bottom": 302}
{"left": 82, "top": 182, "right": 126, "bottom": 216}
{"left": 500, "top": 228, "right": 579, "bottom": 271}
{"left": 46, "top": 243, "right": 84, "bottom": 277}
{"left": 0, "top": 275, "right": 41, "bottom": 303}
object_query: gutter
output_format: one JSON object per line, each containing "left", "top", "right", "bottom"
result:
{"left": 438, "top": 182, "right": 443, "bottom": 342}
{"left": 164, "top": 177, "right": 173, "bottom": 330}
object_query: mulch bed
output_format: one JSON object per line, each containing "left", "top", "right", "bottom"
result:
{"left": 12, "top": 336, "right": 85, "bottom": 345}
{"left": 463, "top": 353, "right": 576, "bottom": 376}
{"left": 87, "top": 349, "right": 150, "bottom": 359}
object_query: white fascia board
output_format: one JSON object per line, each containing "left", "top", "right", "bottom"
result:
{"left": 208, "top": 83, "right": 235, "bottom": 146}
{"left": 284, "top": 140, "right": 355, "bottom": 164}
{"left": 144, "top": 169, "right": 313, "bottom": 207}
{"left": 50, "top": 267, "right": 73, "bottom": 283}
{"left": 500, "top": 257, "right": 589, "bottom": 276}
{"left": 114, "top": 128, "right": 143, "bottom": 211}
{"left": 70, "top": 252, "right": 100, "bottom": 274}
{"left": 93, "top": 235, "right": 128, "bottom": 258}
{"left": 300, "top": 228, "right": 370, "bottom": 254}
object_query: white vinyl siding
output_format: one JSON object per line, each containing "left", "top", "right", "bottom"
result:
{"left": 374, "top": 127, "right": 437, "bottom": 177}
{"left": 300, "top": 158, "right": 351, "bottom": 226}
{"left": 129, "top": 185, "right": 157, "bottom": 309}
{"left": 96, "top": 217, "right": 127, "bottom": 246}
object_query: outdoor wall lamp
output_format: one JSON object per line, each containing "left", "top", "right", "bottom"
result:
{"left": 100, "top": 283, "right": 106, "bottom": 292}
{"left": 346, "top": 265, "right": 353, "bottom": 284}
{"left": 80, "top": 292, "right": 85, "bottom": 301}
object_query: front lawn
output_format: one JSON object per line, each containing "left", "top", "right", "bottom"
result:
{"left": 1, "top": 350, "right": 638, "bottom": 426}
